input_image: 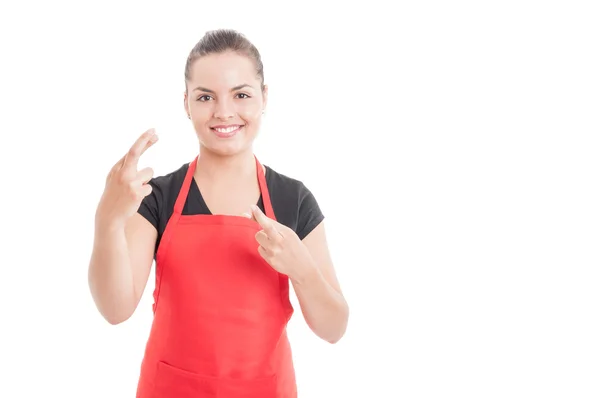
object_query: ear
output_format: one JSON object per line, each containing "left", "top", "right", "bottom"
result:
{"left": 262, "top": 84, "right": 269, "bottom": 112}
{"left": 183, "top": 91, "right": 190, "bottom": 118}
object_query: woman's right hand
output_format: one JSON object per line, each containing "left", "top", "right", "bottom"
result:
{"left": 95, "top": 128, "right": 158, "bottom": 230}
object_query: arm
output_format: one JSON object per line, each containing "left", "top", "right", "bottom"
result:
{"left": 88, "top": 214, "right": 156, "bottom": 325}
{"left": 290, "top": 221, "right": 349, "bottom": 344}
{"left": 88, "top": 128, "right": 159, "bottom": 325}
{"left": 250, "top": 205, "right": 349, "bottom": 344}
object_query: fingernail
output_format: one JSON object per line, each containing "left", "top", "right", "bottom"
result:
{"left": 242, "top": 212, "right": 251, "bottom": 218}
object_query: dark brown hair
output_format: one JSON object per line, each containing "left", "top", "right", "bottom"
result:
{"left": 184, "top": 29, "right": 265, "bottom": 92}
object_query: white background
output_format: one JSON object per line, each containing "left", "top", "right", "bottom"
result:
{"left": 1, "top": 1, "right": 599, "bottom": 397}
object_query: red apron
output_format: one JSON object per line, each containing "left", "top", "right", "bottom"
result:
{"left": 135, "top": 155, "right": 296, "bottom": 398}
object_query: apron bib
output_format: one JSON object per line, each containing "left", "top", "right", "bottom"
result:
{"left": 135, "top": 155, "right": 296, "bottom": 398}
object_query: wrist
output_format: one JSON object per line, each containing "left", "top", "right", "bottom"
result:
{"left": 95, "top": 214, "right": 126, "bottom": 235}
{"left": 290, "top": 261, "right": 320, "bottom": 286}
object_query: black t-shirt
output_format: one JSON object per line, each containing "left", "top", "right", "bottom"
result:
{"left": 138, "top": 162, "right": 325, "bottom": 257}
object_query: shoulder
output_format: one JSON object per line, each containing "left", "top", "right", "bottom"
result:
{"left": 265, "top": 165, "right": 309, "bottom": 197}
{"left": 264, "top": 165, "right": 325, "bottom": 240}
{"left": 146, "top": 161, "right": 191, "bottom": 215}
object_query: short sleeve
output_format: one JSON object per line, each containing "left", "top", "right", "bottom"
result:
{"left": 296, "top": 183, "right": 325, "bottom": 240}
{"left": 137, "top": 178, "right": 162, "bottom": 231}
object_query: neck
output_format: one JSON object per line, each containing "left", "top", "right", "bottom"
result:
{"left": 195, "top": 146, "right": 258, "bottom": 180}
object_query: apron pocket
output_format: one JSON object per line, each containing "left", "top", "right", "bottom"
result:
{"left": 154, "top": 361, "right": 218, "bottom": 397}
{"left": 153, "top": 361, "right": 278, "bottom": 398}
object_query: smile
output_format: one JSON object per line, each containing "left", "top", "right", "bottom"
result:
{"left": 211, "top": 125, "right": 244, "bottom": 138}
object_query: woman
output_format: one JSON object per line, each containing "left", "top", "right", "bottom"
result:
{"left": 88, "top": 29, "right": 349, "bottom": 397}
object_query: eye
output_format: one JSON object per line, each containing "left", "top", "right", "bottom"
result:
{"left": 236, "top": 93, "right": 251, "bottom": 99}
{"left": 197, "top": 95, "right": 212, "bottom": 101}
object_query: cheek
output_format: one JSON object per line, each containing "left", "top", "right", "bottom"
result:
{"left": 191, "top": 102, "right": 212, "bottom": 118}
{"left": 238, "top": 102, "right": 262, "bottom": 122}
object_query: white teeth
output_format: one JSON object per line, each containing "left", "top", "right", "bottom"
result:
{"left": 214, "top": 126, "right": 239, "bottom": 133}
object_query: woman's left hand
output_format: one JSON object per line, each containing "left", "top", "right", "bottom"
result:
{"left": 246, "top": 205, "right": 316, "bottom": 281}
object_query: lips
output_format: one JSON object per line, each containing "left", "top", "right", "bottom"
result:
{"left": 211, "top": 125, "right": 243, "bottom": 138}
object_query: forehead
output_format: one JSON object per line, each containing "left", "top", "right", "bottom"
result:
{"left": 188, "top": 51, "right": 258, "bottom": 88}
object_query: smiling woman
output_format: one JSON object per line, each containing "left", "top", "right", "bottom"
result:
{"left": 184, "top": 41, "right": 266, "bottom": 157}
{"left": 87, "top": 29, "right": 349, "bottom": 398}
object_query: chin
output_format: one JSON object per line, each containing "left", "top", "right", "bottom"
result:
{"left": 199, "top": 129, "right": 257, "bottom": 157}
{"left": 204, "top": 140, "right": 253, "bottom": 157}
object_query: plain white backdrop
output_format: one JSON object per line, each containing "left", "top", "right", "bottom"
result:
{"left": 1, "top": 1, "right": 599, "bottom": 397}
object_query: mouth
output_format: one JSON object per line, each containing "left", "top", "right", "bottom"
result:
{"left": 210, "top": 124, "right": 244, "bottom": 138}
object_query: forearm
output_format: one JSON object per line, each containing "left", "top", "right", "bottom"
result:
{"left": 291, "top": 264, "right": 349, "bottom": 344}
{"left": 88, "top": 221, "right": 136, "bottom": 324}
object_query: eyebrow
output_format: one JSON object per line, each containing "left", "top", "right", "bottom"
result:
{"left": 193, "top": 84, "right": 253, "bottom": 93}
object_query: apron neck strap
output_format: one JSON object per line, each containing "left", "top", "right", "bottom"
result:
{"left": 173, "top": 155, "right": 198, "bottom": 215}
{"left": 255, "top": 155, "right": 275, "bottom": 220}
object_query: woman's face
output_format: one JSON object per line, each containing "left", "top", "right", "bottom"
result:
{"left": 184, "top": 51, "right": 267, "bottom": 157}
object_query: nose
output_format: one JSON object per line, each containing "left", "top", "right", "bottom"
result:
{"left": 213, "top": 97, "right": 235, "bottom": 120}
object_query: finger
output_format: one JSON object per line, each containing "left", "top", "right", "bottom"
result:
{"left": 107, "top": 154, "right": 127, "bottom": 181}
{"left": 123, "top": 129, "right": 158, "bottom": 170}
{"left": 255, "top": 230, "right": 270, "bottom": 248}
{"left": 250, "top": 204, "right": 269, "bottom": 225}
{"left": 139, "top": 184, "right": 153, "bottom": 198}
{"left": 251, "top": 205, "right": 280, "bottom": 238}
{"left": 135, "top": 167, "right": 154, "bottom": 184}
{"left": 258, "top": 245, "right": 270, "bottom": 262}
{"left": 111, "top": 155, "right": 126, "bottom": 174}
